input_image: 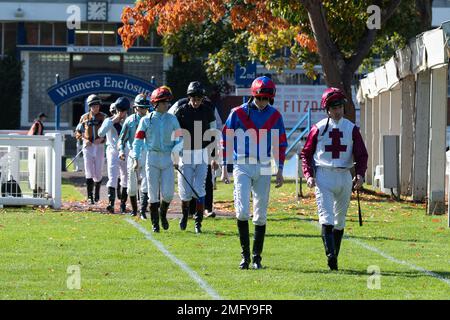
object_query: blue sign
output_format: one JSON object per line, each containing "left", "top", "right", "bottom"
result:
{"left": 235, "top": 62, "right": 257, "bottom": 87}
{"left": 47, "top": 73, "right": 157, "bottom": 105}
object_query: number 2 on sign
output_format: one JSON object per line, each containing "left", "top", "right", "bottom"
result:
{"left": 239, "top": 67, "right": 247, "bottom": 79}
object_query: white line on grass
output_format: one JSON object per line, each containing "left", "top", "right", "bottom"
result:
{"left": 125, "top": 218, "right": 223, "bottom": 300}
{"left": 308, "top": 221, "right": 450, "bottom": 286}
{"left": 349, "top": 237, "right": 450, "bottom": 285}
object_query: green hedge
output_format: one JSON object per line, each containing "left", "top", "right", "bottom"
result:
{"left": 0, "top": 55, "right": 22, "bottom": 129}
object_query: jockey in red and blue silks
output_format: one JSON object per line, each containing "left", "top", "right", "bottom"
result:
{"left": 221, "top": 76, "right": 287, "bottom": 270}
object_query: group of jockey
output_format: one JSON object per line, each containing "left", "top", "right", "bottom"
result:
{"left": 74, "top": 77, "right": 368, "bottom": 271}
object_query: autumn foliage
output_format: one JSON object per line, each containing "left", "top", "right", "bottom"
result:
{"left": 118, "top": 0, "right": 317, "bottom": 53}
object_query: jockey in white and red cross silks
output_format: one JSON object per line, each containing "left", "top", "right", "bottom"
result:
{"left": 300, "top": 87, "right": 368, "bottom": 271}
{"left": 221, "top": 76, "right": 287, "bottom": 270}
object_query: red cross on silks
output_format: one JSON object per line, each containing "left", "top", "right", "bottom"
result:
{"left": 324, "top": 128, "right": 347, "bottom": 159}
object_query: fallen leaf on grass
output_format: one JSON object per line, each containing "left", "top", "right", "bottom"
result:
{"left": 432, "top": 219, "right": 441, "bottom": 223}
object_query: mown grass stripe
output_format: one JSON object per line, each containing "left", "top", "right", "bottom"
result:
{"left": 125, "top": 218, "right": 223, "bottom": 300}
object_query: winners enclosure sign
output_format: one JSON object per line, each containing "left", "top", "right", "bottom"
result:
{"left": 47, "top": 73, "right": 157, "bottom": 105}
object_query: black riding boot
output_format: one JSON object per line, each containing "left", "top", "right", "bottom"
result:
{"left": 252, "top": 224, "right": 266, "bottom": 270}
{"left": 106, "top": 187, "right": 116, "bottom": 213}
{"left": 189, "top": 198, "right": 196, "bottom": 217}
{"left": 129, "top": 195, "right": 138, "bottom": 216}
{"left": 86, "top": 178, "right": 94, "bottom": 204}
{"left": 333, "top": 228, "right": 344, "bottom": 257}
{"left": 116, "top": 179, "right": 122, "bottom": 200}
{"left": 140, "top": 192, "right": 148, "bottom": 220}
{"left": 194, "top": 202, "right": 204, "bottom": 234}
{"left": 322, "top": 224, "right": 338, "bottom": 270}
{"left": 180, "top": 201, "right": 190, "bottom": 230}
{"left": 120, "top": 187, "right": 128, "bottom": 214}
{"left": 94, "top": 179, "right": 102, "bottom": 203}
{"left": 237, "top": 220, "right": 250, "bottom": 270}
{"left": 150, "top": 202, "right": 160, "bottom": 233}
{"left": 160, "top": 201, "right": 170, "bottom": 230}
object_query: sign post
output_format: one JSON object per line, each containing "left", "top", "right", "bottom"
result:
{"left": 55, "top": 74, "right": 60, "bottom": 131}
{"left": 235, "top": 62, "right": 256, "bottom": 103}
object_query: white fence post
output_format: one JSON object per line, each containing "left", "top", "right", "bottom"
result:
{"left": 50, "top": 133, "right": 62, "bottom": 209}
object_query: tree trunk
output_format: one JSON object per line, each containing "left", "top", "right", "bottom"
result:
{"left": 302, "top": 0, "right": 356, "bottom": 122}
{"left": 301, "top": 0, "right": 402, "bottom": 124}
{"left": 416, "top": 0, "right": 433, "bottom": 32}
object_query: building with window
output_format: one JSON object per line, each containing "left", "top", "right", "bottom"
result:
{"left": 0, "top": 0, "right": 169, "bottom": 129}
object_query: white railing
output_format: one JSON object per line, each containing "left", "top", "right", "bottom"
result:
{"left": 0, "top": 130, "right": 73, "bottom": 156}
{"left": 0, "top": 133, "right": 62, "bottom": 209}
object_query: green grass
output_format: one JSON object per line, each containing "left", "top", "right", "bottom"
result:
{"left": 61, "top": 178, "right": 84, "bottom": 202}
{"left": 1, "top": 179, "right": 450, "bottom": 299}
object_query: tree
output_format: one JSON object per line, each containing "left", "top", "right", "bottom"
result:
{"left": 166, "top": 56, "right": 212, "bottom": 100}
{"left": 119, "top": 0, "right": 432, "bottom": 122}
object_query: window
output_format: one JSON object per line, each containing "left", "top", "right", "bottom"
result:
{"left": 89, "top": 23, "right": 103, "bottom": 46}
{"left": 54, "top": 23, "right": 67, "bottom": 45}
{"left": 74, "top": 23, "right": 120, "bottom": 46}
{"left": 75, "top": 23, "right": 88, "bottom": 46}
{"left": 25, "top": 23, "right": 39, "bottom": 45}
{"left": 103, "top": 24, "right": 117, "bottom": 46}
{"left": 4, "top": 23, "right": 17, "bottom": 55}
{"left": 137, "top": 35, "right": 152, "bottom": 47}
{"left": 40, "top": 23, "right": 53, "bottom": 45}
{"left": 153, "top": 30, "right": 162, "bottom": 47}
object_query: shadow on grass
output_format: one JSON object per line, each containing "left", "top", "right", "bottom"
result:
{"left": 173, "top": 229, "right": 322, "bottom": 240}
{"left": 266, "top": 233, "right": 321, "bottom": 239}
{"left": 266, "top": 266, "right": 450, "bottom": 279}
{"left": 346, "top": 235, "right": 429, "bottom": 243}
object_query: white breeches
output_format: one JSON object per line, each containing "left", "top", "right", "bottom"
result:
{"left": 315, "top": 166, "right": 353, "bottom": 230}
{"left": 177, "top": 162, "right": 208, "bottom": 201}
{"left": 233, "top": 163, "right": 272, "bottom": 226}
{"left": 106, "top": 147, "right": 127, "bottom": 189}
{"left": 83, "top": 144, "right": 104, "bottom": 182}
{"left": 127, "top": 150, "right": 148, "bottom": 196}
{"left": 146, "top": 151, "right": 175, "bottom": 203}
